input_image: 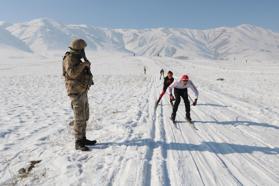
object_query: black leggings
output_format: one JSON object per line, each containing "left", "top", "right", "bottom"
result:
{"left": 172, "top": 88, "right": 190, "bottom": 119}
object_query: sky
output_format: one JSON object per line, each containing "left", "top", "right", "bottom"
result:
{"left": 0, "top": 0, "right": 279, "bottom": 31}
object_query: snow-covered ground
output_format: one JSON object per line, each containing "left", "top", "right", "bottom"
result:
{"left": 0, "top": 53, "right": 279, "bottom": 186}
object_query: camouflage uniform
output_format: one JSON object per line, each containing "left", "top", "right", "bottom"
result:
{"left": 69, "top": 90, "right": 89, "bottom": 140}
{"left": 63, "top": 39, "right": 93, "bottom": 141}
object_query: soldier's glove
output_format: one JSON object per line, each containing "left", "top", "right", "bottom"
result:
{"left": 84, "top": 61, "right": 91, "bottom": 68}
{"left": 81, "top": 49, "right": 89, "bottom": 61}
{"left": 193, "top": 99, "right": 198, "bottom": 106}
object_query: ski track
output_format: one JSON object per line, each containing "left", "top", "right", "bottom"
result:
{"left": 1, "top": 55, "right": 279, "bottom": 185}
{"left": 153, "top": 57, "right": 279, "bottom": 185}
{"left": 190, "top": 93, "right": 279, "bottom": 185}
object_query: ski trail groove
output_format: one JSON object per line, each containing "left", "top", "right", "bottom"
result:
{"left": 141, "top": 76, "right": 157, "bottom": 186}
{"left": 191, "top": 107, "right": 279, "bottom": 184}
{"left": 176, "top": 109, "right": 244, "bottom": 185}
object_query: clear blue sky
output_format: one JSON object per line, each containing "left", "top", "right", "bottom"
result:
{"left": 1, "top": 0, "right": 279, "bottom": 31}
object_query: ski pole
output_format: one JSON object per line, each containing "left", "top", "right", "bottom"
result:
{"left": 188, "top": 95, "right": 194, "bottom": 104}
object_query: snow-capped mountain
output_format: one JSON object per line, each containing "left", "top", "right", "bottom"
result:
{"left": 1, "top": 18, "right": 279, "bottom": 61}
{"left": 0, "top": 21, "right": 12, "bottom": 28}
{"left": 5, "top": 18, "right": 133, "bottom": 56}
{"left": 0, "top": 26, "right": 31, "bottom": 53}
{"left": 117, "top": 25, "right": 279, "bottom": 61}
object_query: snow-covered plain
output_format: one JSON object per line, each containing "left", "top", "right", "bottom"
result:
{"left": 0, "top": 52, "right": 278, "bottom": 185}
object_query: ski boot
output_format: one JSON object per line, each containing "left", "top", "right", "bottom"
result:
{"left": 170, "top": 114, "right": 176, "bottom": 123}
{"left": 186, "top": 115, "right": 192, "bottom": 123}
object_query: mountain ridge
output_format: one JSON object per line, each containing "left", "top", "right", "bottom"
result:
{"left": 1, "top": 18, "right": 279, "bottom": 61}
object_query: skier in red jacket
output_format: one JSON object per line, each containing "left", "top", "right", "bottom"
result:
{"left": 155, "top": 71, "right": 174, "bottom": 108}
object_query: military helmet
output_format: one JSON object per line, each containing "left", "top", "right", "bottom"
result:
{"left": 69, "top": 39, "right": 87, "bottom": 50}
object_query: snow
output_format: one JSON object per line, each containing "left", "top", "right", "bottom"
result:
{"left": 0, "top": 52, "right": 279, "bottom": 185}
{"left": 0, "top": 18, "right": 279, "bottom": 185}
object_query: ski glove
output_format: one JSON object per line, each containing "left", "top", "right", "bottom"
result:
{"left": 193, "top": 99, "right": 198, "bottom": 106}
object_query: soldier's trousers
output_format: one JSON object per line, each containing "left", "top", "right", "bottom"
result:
{"left": 69, "top": 91, "right": 89, "bottom": 140}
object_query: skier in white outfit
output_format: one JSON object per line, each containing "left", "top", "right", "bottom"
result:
{"left": 168, "top": 74, "right": 199, "bottom": 122}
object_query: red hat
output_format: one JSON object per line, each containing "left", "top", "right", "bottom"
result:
{"left": 180, "top": 74, "right": 189, "bottom": 81}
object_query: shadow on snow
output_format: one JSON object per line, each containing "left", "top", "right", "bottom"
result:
{"left": 197, "top": 103, "right": 229, "bottom": 108}
{"left": 93, "top": 139, "right": 279, "bottom": 155}
{"left": 193, "top": 120, "right": 279, "bottom": 130}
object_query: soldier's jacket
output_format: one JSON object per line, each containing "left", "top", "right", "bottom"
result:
{"left": 63, "top": 52, "right": 93, "bottom": 95}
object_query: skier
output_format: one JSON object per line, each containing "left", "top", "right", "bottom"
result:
{"left": 155, "top": 71, "right": 174, "bottom": 108}
{"left": 168, "top": 74, "right": 198, "bottom": 123}
{"left": 63, "top": 39, "right": 97, "bottom": 151}
{"left": 160, "top": 69, "right": 164, "bottom": 80}
{"left": 144, "top": 66, "right": 147, "bottom": 74}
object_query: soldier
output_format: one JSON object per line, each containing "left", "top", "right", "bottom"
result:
{"left": 63, "top": 39, "right": 96, "bottom": 151}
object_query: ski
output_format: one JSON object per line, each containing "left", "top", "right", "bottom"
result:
{"left": 154, "top": 101, "right": 159, "bottom": 111}
{"left": 187, "top": 120, "right": 198, "bottom": 130}
{"left": 170, "top": 117, "right": 179, "bottom": 128}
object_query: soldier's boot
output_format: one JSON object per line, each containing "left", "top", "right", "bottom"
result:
{"left": 75, "top": 139, "right": 90, "bottom": 151}
{"left": 83, "top": 137, "right": 97, "bottom": 146}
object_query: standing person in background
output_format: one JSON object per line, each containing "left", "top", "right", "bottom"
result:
{"left": 144, "top": 66, "right": 147, "bottom": 74}
{"left": 168, "top": 74, "right": 198, "bottom": 123}
{"left": 155, "top": 71, "right": 174, "bottom": 108}
{"left": 63, "top": 39, "right": 97, "bottom": 151}
{"left": 160, "top": 69, "right": 164, "bottom": 80}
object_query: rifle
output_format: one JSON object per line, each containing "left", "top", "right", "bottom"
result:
{"left": 81, "top": 49, "right": 94, "bottom": 85}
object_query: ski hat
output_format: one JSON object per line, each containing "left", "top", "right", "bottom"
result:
{"left": 180, "top": 74, "right": 189, "bottom": 81}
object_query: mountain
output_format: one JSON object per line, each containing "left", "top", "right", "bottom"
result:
{"left": 6, "top": 18, "right": 72, "bottom": 56}
{"left": 0, "top": 21, "right": 12, "bottom": 28}
{"left": 1, "top": 18, "right": 279, "bottom": 61}
{"left": 0, "top": 26, "right": 32, "bottom": 53}
{"left": 6, "top": 18, "right": 132, "bottom": 56}
{"left": 118, "top": 25, "right": 279, "bottom": 61}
